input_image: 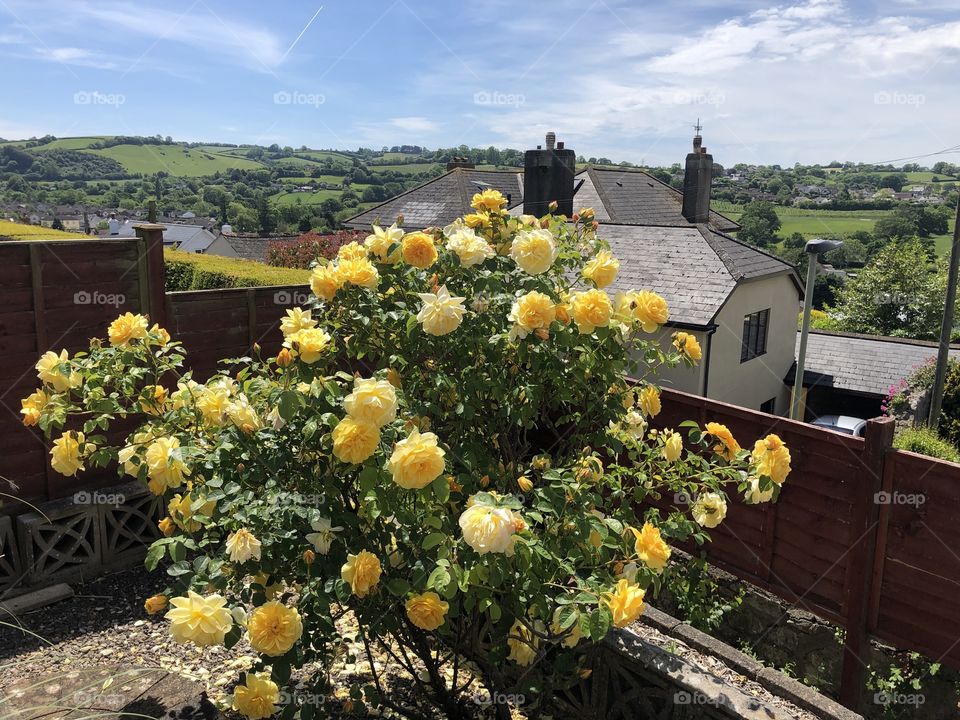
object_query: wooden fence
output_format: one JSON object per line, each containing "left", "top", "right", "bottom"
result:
{"left": 3, "top": 230, "right": 960, "bottom": 712}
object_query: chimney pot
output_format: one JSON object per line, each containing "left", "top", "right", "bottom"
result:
{"left": 523, "top": 133, "right": 576, "bottom": 216}
{"left": 557, "top": 141, "right": 565, "bottom": 150}
{"left": 546, "top": 132, "right": 556, "bottom": 150}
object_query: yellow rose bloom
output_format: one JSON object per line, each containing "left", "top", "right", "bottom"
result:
{"left": 280, "top": 307, "right": 316, "bottom": 338}
{"left": 248, "top": 600, "right": 303, "bottom": 656}
{"left": 337, "top": 240, "right": 368, "bottom": 261}
{"left": 582, "top": 250, "right": 619, "bottom": 289}
{"left": 168, "top": 487, "right": 215, "bottom": 532}
{"left": 745, "top": 475, "right": 775, "bottom": 504}
{"left": 459, "top": 502, "right": 524, "bottom": 555}
{"left": 405, "top": 591, "right": 449, "bottom": 630}
{"left": 108, "top": 312, "right": 149, "bottom": 347}
{"left": 673, "top": 331, "right": 702, "bottom": 362}
{"left": 284, "top": 327, "right": 333, "bottom": 364}
{"left": 446, "top": 227, "right": 495, "bottom": 268}
{"left": 463, "top": 212, "right": 490, "bottom": 229}
{"left": 51, "top": 431, "right": 88, "bottom": 477}
{"left": 751, "top": 434, "right": 791, "bottom": 485}
{"left": 332, "top": 416, "right": 380, "bottom": 464}
{"left": 416, "top": 285, "right": 466, "bottom": 336}
{"left": 227, "top": 394, "right": 261, "bottom": 433}
{"left": 508, "top": 291, "right": 556, "bottom": 340}
{"left": 388, "top": 428, "right": 446, "bottom": 489}
{"left": 158, "top": 517, "right": 176, "bottom": 536}
{"left": 344, "top": 377, "right": 397, "bottom": 427}
{"left": 20, "top": 389, "right": 50, "bottom": 426}
{"left": 196, "top": 386, "right": 230, "bottom": 426}
{"left": 139, "top": 384, "right": 168, "bottom": 415}
{"left": 507, "top": 619, "right": 540, "bottom": 666}
{"left": 570, "top": 289, "right": 613, "bottom": 334}
{"left": 602, "top": 579, "right": 646, "bottom": 627}
{"left": 337, "top": 257, "right": 380, "bottom": 289}
{"left": 145, "top": 436, "right": 190, "bottom": 495}
{"left": 471, "top": 188, "right": 507, "bottom": 212}
{"left": 149, "top": 323, "right": 171, "bottom": 345}
{"left": 633, "top": 290, "right": 669, "bottom": 332}
{"left": 36, "top": 349, "right": 80, "bottom": 392}
{"left": 144, "top": 594, "right": 168, "bottom": 615}
{"left": 232, "top": 672, "right": 280, "bottom": 720}
{"left": 364, "top": 223, "right": 404, "bottom": 263}
{"left": 692, "top": 492, "right": 727, "bottom": 528}
{"left": 628, "top": 522, "right": 671, "bottom": 572}
{"left": 705, "top": 422, "right": 740, "bottom": 462}
{"left": 226, "top": 528, "right": 262, "bottom": 564}
{"left": 310, "top": 264, "right": 342, "bottom": 301}
{"left": 341, "top": 550, "right": 382, "bottom": 597}
{"left": 509, "top": 229, "right": 557, "bottom": 275}
{"left": 165, "top": 590, "right": 233, "bottom": 646}
{"left": 401, "top": 232, "right": 439, "bottom": 268}
{"left": 662, "top": 430, "right": 683, "bottom": 462}
{"left": 637, "top": 385, "right": 661, "bottom": 418}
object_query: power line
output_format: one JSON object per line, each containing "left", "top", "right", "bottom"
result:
{"left": 867, "top": 144, "right": 960, "bottom": 166}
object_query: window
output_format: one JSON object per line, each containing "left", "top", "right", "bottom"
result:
{"left": 760, "top": 397, "right": 776, "bottom": 414}
{"left": 741, "top": 309, "right": 769, "bottom": 362}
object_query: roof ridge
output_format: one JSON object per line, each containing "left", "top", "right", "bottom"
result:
{"left": 341, "top": 170, "right": 456, "bottom": 226}
{"left": 709, "top": 227, "right": 798, "bottom": 271}
{"left": 586, "top": 168, "right": 621, "bottom": 223}
{"left": 806, "top": 328, "right": 960, "bottom": 350}
{"left": 696, "top": 224, "right": 742, "bottom": 281}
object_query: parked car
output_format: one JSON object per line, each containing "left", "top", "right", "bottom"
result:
{"left": 810, "top": 414, "right": 867, "bottom": 437}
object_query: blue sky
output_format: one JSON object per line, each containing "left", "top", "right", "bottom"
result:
{"left": 0, "top": 0, "right": 958, "bottom": 165}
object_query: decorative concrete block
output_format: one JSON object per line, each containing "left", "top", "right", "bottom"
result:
{"left": 15, "top": 495, "right": 102, "bottom": 586}
{"left": 0, "top": 514, "right": 25, "bottom": 596}
{"left": 99, "top": 480, "right": 162, "bottom": 570}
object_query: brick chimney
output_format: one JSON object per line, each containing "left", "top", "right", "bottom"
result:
{"left": 523, "top": 132, "right": 576, "bottom": 216}
{"left": 446, "top": 156, "right": 475, "bottom": 170}
{"left": 681, "top": 127, "right": 713, "bottom": 224}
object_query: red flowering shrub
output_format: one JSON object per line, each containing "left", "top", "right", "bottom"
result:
{"left": 267, "top": 230, "right": 362, "bottom": 268}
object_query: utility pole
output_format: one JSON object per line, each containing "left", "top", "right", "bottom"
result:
{"left": 928, "top": 194, "right": 960, "bottom": 429}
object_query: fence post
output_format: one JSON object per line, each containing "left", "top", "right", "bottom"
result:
{"left": 133, "top": 223, "right": 167, "bottom": 328}
{"left": 838, "top": 415, "right": 895, "bottom": 710}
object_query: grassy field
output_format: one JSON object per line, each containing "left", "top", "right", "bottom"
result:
{"left": 0, "top": 219, "right": 88, "bottom": 240}
{"left": 377, "top": 162, "right": 442, "bottom": 175}
{"left": 271, "top": 189, "right": 343, "bottom": 206}
{"left": 90, "top": 144, "right": 264, "bottom": 175}
{"left": 33, "top": 136, "right": 110, "bottom": 151}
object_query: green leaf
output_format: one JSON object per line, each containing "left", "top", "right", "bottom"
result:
{"left": 144, "top": 543, "right": 165, "bottom": 571}
{"left": 427, "top": 566, "right": 451, "bottom": 592}
{"left": 278, "top": 390, "right": 301, "bottom": 421}
{"left": 386, "top": 578, "right": 411, "bottom": 596}
{"left": 422, "top": 533, "right": 445, "bottom": 550}
{"left": 431, "top": 475, "right": 450, "bottom": 503}
{"left": 358, "top": 465, "right": 378, "bottom": 492}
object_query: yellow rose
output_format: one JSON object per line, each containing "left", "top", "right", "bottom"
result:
{"left": 692, "top": 492, "right": 727, "bottom": 528}
{"left": 464, "top": 212, "right": 490, "bottom": 229}
{"left": 507, "top": 619, "right": 540, "bottom": 666}
{"left": 344, "top": 377, "right": 397, "bottom": 427}
{"left": 570, "top": 289, "right": 613, "bottom": 334}
{"left": 508, "top": 291, "right": 556, "bottom": 340}
{"left": 227, "top": 394, "right": 261, "bottom": 433}
{"left": 364, "top": 223, "right": 404, "bottom": 263}
{"left": 337, "top": 240, "right": 368, "bottom": 261}
{"left": 633, "top": 290, "right": 669, "bottom": 332}
{"left": 279, "top": 307, "right": 316, "bottom": 338}
{"left": 149, "top": 323, "right": 171, "bottom": 345}
{"left": 751, "top": 434, "right": 791, "bottom": 485}
{"left": 517, "top": 476, "right": 534, "bottom": 493}
{"left": 337, "top": 257, "right": 380, "bottom": 289}
{"left": 459, "top": 502, "right": 523, "bottom": 555}
{"left": 388, "top": 429, "right": 446, "bottom": 489}
{"left": 158, "top": 517, "right": 176, "bottom": 537}
{"left": 602, "top": 579, "right": 645, "bottom": 627}
{"left": 509, "top": 229, "right": 557, "bottom": 275}
{"left": 168, "top": 487, "right": 215, "bottom": 532}
{"left": 582, "top": 250, "right": 619, "bottom": 289}
{"left": 446, "top": 227, "right": 495, "bottom": 267}
{"left": 20, "top": 389, "right": 50, "bottom": 426}
{"left": 145, "top": 436, "right": 190, "bottom": 495}
{"left": 166, "top": 590, "right": 233, "bottom": 646}
{"left": 144, "top": 594, "right": 168, "bottom": 615}
{"left": 51, "top": 431, "right": 88, "bottom": 477}
{"left": 248, "top": 600, "right": 303, "bottom": 656}
{"left": 705, "top": 422, "right": 740, "bottom": 462}
{"left": 284, "top": 327, "right": 332, "bottom": 364}
{"left": 745, "top": 475, "right": 775, "bottom": 504}
{"left": 628, "top": 522, "right": 671, "bottom": 572}
{"left": 332, "top": 416, "right": 380, "bottom": 464}
{"left": 108, "top": 312, "right": 149, "bottom": 346}
{"left": 401, "top": 232, "right": 439, "bottom": 268}
{"left": 310, "top": 264, "right": 342, "bottom": 301}
{"left": 140, "top": 384, "right": 168, "bottom": 415}
{"left": 662, "top": 430, "right": 683, "bottom": 462}
{"left": 196, "top": 386, "right": 230, "bottom": 426}
{"left": 226, "top": 528, "right": 262, "bottom": 564}
{"left": 405, "top": 591, "right": 449, "bottom": 630}
{"left": 673, "top": 331, "right": 702, "bottom": 362}
{"left": 416, "top": 285, "right": 466, "bottom": 336}
{"left": 471, "top": 189, "right": 507, "bottom": 212}
{"left": 637, "top": 385, "right": 661, "bottom": 418}
{"left": 36, "top": 349, "right": 80, "bottom": 392}
{"left": 232, "top": 672, "right": 280, "bottom": 720}
{"left": 341, "top": 550, "right": 382, "bottom": 597}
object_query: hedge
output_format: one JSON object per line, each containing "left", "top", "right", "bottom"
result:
{"left": 165, "top": 249, "right": 311, "bottom": 290}
{"left": 0, "top": 220, "right": 88, "bottom": 241}
{"left": 893, "top": 427, "right": 960, "bottom": 463}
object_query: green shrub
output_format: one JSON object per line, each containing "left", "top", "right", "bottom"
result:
{"left": 893, "top": 427, "right": 960, "bottom": 462}
{"left": 164, "top": 249, "right": 310, "bottom": 290}
{"left": 938, "top": 361, "right": 960, "bottom": 447}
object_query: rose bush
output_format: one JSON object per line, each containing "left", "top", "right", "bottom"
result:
{"left": 24, "top": 191, "right": 791, "bottom": 719}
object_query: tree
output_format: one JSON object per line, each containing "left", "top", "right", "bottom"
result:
{"left": 256, "top": 195, "right": 277, "bottom": 234}
{"left": 51, "top": 217, "right": 64, "bottom": 231}
{"left": 227, "top": 201, "right": 258, "bottom": 232}
{"left": 737, "top": 201, "right": 781, "bottom": 247}
{"left": 879, "top": 173, "right": 907, "bottom": 192}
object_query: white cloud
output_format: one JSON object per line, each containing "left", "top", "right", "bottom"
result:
{"left": 389, "top": 116, "right": 440, "bottom": 133}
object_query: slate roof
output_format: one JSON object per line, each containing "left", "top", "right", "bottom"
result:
{"left": 791, "top": 330, "right": 960, "bottom": 397}
{"left": 219, "top": 235, "right": 300, "bottom": 263}
{"left": 343, "top": 166, "right": 739, "bottom": 232}
{"left": 116, "top": 221, "right": 216, "bottom": 252}
{"left": 596, "top": 223, "right": 797, "bottom": 327}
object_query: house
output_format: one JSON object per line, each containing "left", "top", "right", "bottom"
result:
{"left": 115, "top": 220, "right": 217, "bottom": 253}
{"left": 344, "top": 132, "right": 802, "bottom": 415}
{"left": 205, "top": 233, "right": 301, "bottom": 262}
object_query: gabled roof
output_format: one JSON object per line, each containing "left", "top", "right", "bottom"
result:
{"left": 116, "top": 220, "right": 215, "bottom": 252}
{"left": 596, "top": 223, "right": 798, "bottom": 327}
{"left": 343, "top": 166, "right": 739, "bottom": 232}
{"left": 219, "top": 234, "right": 300, "bottom": 263}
